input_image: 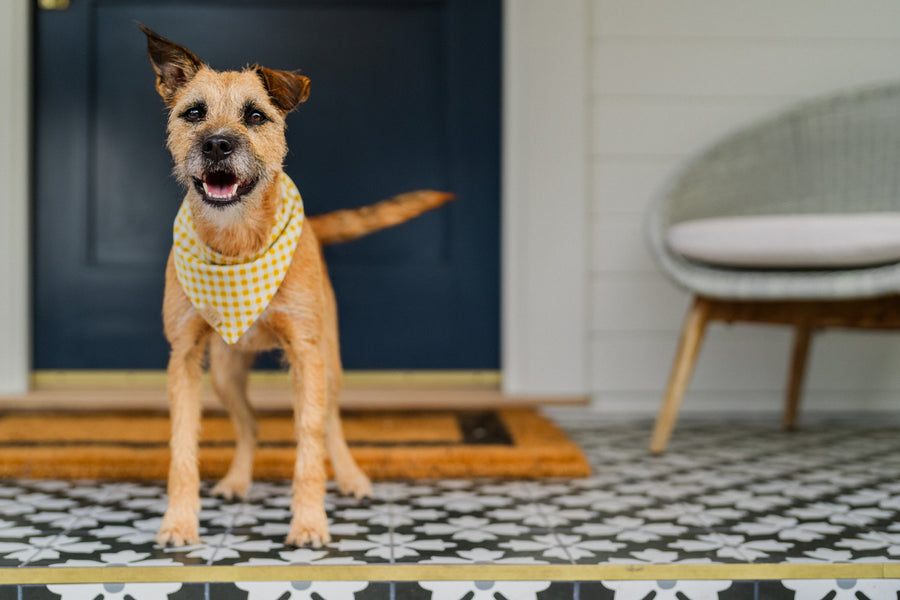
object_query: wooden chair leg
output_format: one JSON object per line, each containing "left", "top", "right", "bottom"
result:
{"left": 783, "top": 325, "right": 813, "bottom": 431}
{"left": 649, "top": 296, "right": 712, "bottom": 455}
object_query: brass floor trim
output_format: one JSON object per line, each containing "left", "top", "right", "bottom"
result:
{"left": 0, "top": 563, "right": 894, "bottom": 585}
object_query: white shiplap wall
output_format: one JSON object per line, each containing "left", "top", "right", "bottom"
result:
{"left": 589, "top": 1, "right": 900, "bottom": 414}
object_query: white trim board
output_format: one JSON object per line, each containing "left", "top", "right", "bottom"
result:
{"left": 502, "top": 0, "right": 590, "bottom": 396}
{"left": 2, "top": 3, "right": 591, "bottom": 398}
{"left": 0, "top": 1, "right": 31, "bottom": 396}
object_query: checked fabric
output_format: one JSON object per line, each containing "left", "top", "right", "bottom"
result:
{"left": 172, "top": 172, "right": 304, "bottom": 344}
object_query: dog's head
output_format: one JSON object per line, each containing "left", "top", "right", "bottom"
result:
{"left": 140, "top": 25, "right": 309, "bottom": 215}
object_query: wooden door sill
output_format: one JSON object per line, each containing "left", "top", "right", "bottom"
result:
{"left": 2, "top": 371, "right": 586, "bottom": 411}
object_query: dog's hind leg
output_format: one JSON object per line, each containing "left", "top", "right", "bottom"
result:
{"left": 324, "top": 369, "right": 372, "bottom": 499}
{"left": 209, "top": 336, "right": 258, "bottom": 501}
{"left": 321, "top": 281, "right": 371, "bottom": 499}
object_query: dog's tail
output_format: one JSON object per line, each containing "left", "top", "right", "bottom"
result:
{"left": 308, "top": 190, "right": 455, "bottom": 245}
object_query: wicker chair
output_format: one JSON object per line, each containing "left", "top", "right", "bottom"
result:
{"left": 646, "top": 82, "right": 900, "bottom": 454}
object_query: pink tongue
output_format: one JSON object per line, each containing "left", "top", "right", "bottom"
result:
{"left": 208, "top": 181, "right": 236, "bottom": 197}
{"left": 205, "top": 173, "right": 239, "bottom": 198}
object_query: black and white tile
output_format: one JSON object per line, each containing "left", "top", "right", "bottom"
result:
{"left": 2, "top": 409, "right": 900, "bottom": 598}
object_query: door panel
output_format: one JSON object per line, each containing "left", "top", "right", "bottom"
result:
{"left": 34, "top": 0, "right": 500, "bottom": 369}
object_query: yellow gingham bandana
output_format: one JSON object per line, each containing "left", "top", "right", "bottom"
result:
{"left": 172, "top": 172, "right": 304, "bottom": 344}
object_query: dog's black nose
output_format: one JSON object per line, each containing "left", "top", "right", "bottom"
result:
{"left": 202, "top": 137, "right": 233, "bottom": 163}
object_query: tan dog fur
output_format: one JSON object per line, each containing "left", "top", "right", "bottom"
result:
{"left": 141, "top": 26, "right": 453, "bottom": 547}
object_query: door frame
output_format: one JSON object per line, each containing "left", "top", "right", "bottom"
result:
{"left": 1, "top": 0, "right": 589, "bottom": 398}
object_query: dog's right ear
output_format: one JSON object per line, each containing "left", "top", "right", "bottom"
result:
{"left": 139, "top": 24, "right": 203, "bottom": 105}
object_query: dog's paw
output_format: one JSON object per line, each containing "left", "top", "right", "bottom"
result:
{"left": 211, "top": 475, "right": 251, "bottom": 501}
{"left": 337, "top": 471, "right": 372, "bottom": 500}
{"left": 285, "top": 511, "right": 331, "bottom": 548}
{"left": 156, "top": 511, "right": 201, "bottom": 547}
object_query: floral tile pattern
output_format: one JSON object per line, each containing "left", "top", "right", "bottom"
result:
{"left": 1, "top": 409, "right": 900, "bottom": 597}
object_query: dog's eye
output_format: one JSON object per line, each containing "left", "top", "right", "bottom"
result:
{"left": 181, "top": 105, "right": 206, "bottom": 123}
{"left": 245, "top": 109, "right": 268, "bottom": 126}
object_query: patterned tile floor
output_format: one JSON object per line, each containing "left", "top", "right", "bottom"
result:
{"left": 1, "top": 408, "right": 900, "bottom": 599}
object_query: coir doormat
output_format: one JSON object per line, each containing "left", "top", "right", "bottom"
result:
{"left": 0, "top": 409, "right": 591, "bottom": 480}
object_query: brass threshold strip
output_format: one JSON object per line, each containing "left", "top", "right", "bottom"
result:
{"left": 9, "top": 370, "right": 586, "bottom": 411}
{"left": 30, "top": 370, "right": 503, "bottom": 388}
{"left": 0, "top": 563, "right": 896, "bottom": 585}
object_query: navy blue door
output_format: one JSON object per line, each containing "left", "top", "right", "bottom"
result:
{"left": 34, "top": 0, "right": 500, "bottom": 369}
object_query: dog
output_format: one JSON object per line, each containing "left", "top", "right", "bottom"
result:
{"left": 140, "top": 25, "right": 453, "bottom": 547}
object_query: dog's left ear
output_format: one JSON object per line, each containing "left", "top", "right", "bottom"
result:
{"left": 255, "top": 66, "right": 311, "bottom": 114}
{"left": 139, "top": 24, "right": 203, "bottom": 105}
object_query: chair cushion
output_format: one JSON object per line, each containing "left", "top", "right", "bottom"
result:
{"left": 666, "top": 213, "right": 900, "bottom": 268}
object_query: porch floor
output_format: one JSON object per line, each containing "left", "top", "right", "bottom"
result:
{"left": 0, "top": 407, "right": 899, "bottom": 599}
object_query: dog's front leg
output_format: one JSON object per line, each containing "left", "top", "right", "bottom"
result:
{"left": 272, "top": 319, "right": 330, "bottom": 547}
{"left": 288, "top": 339, "right": 330, "bottom": 547}
{"left": 157, "top": 328, "right": 211, "bottom": 547}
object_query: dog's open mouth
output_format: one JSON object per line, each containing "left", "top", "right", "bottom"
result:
{"left": 193, "top": 172, "right": 256, "bottom": 207}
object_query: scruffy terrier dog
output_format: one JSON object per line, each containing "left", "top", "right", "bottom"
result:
{"left": 140, "top": 25, "right": 452, "bottom": 547}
